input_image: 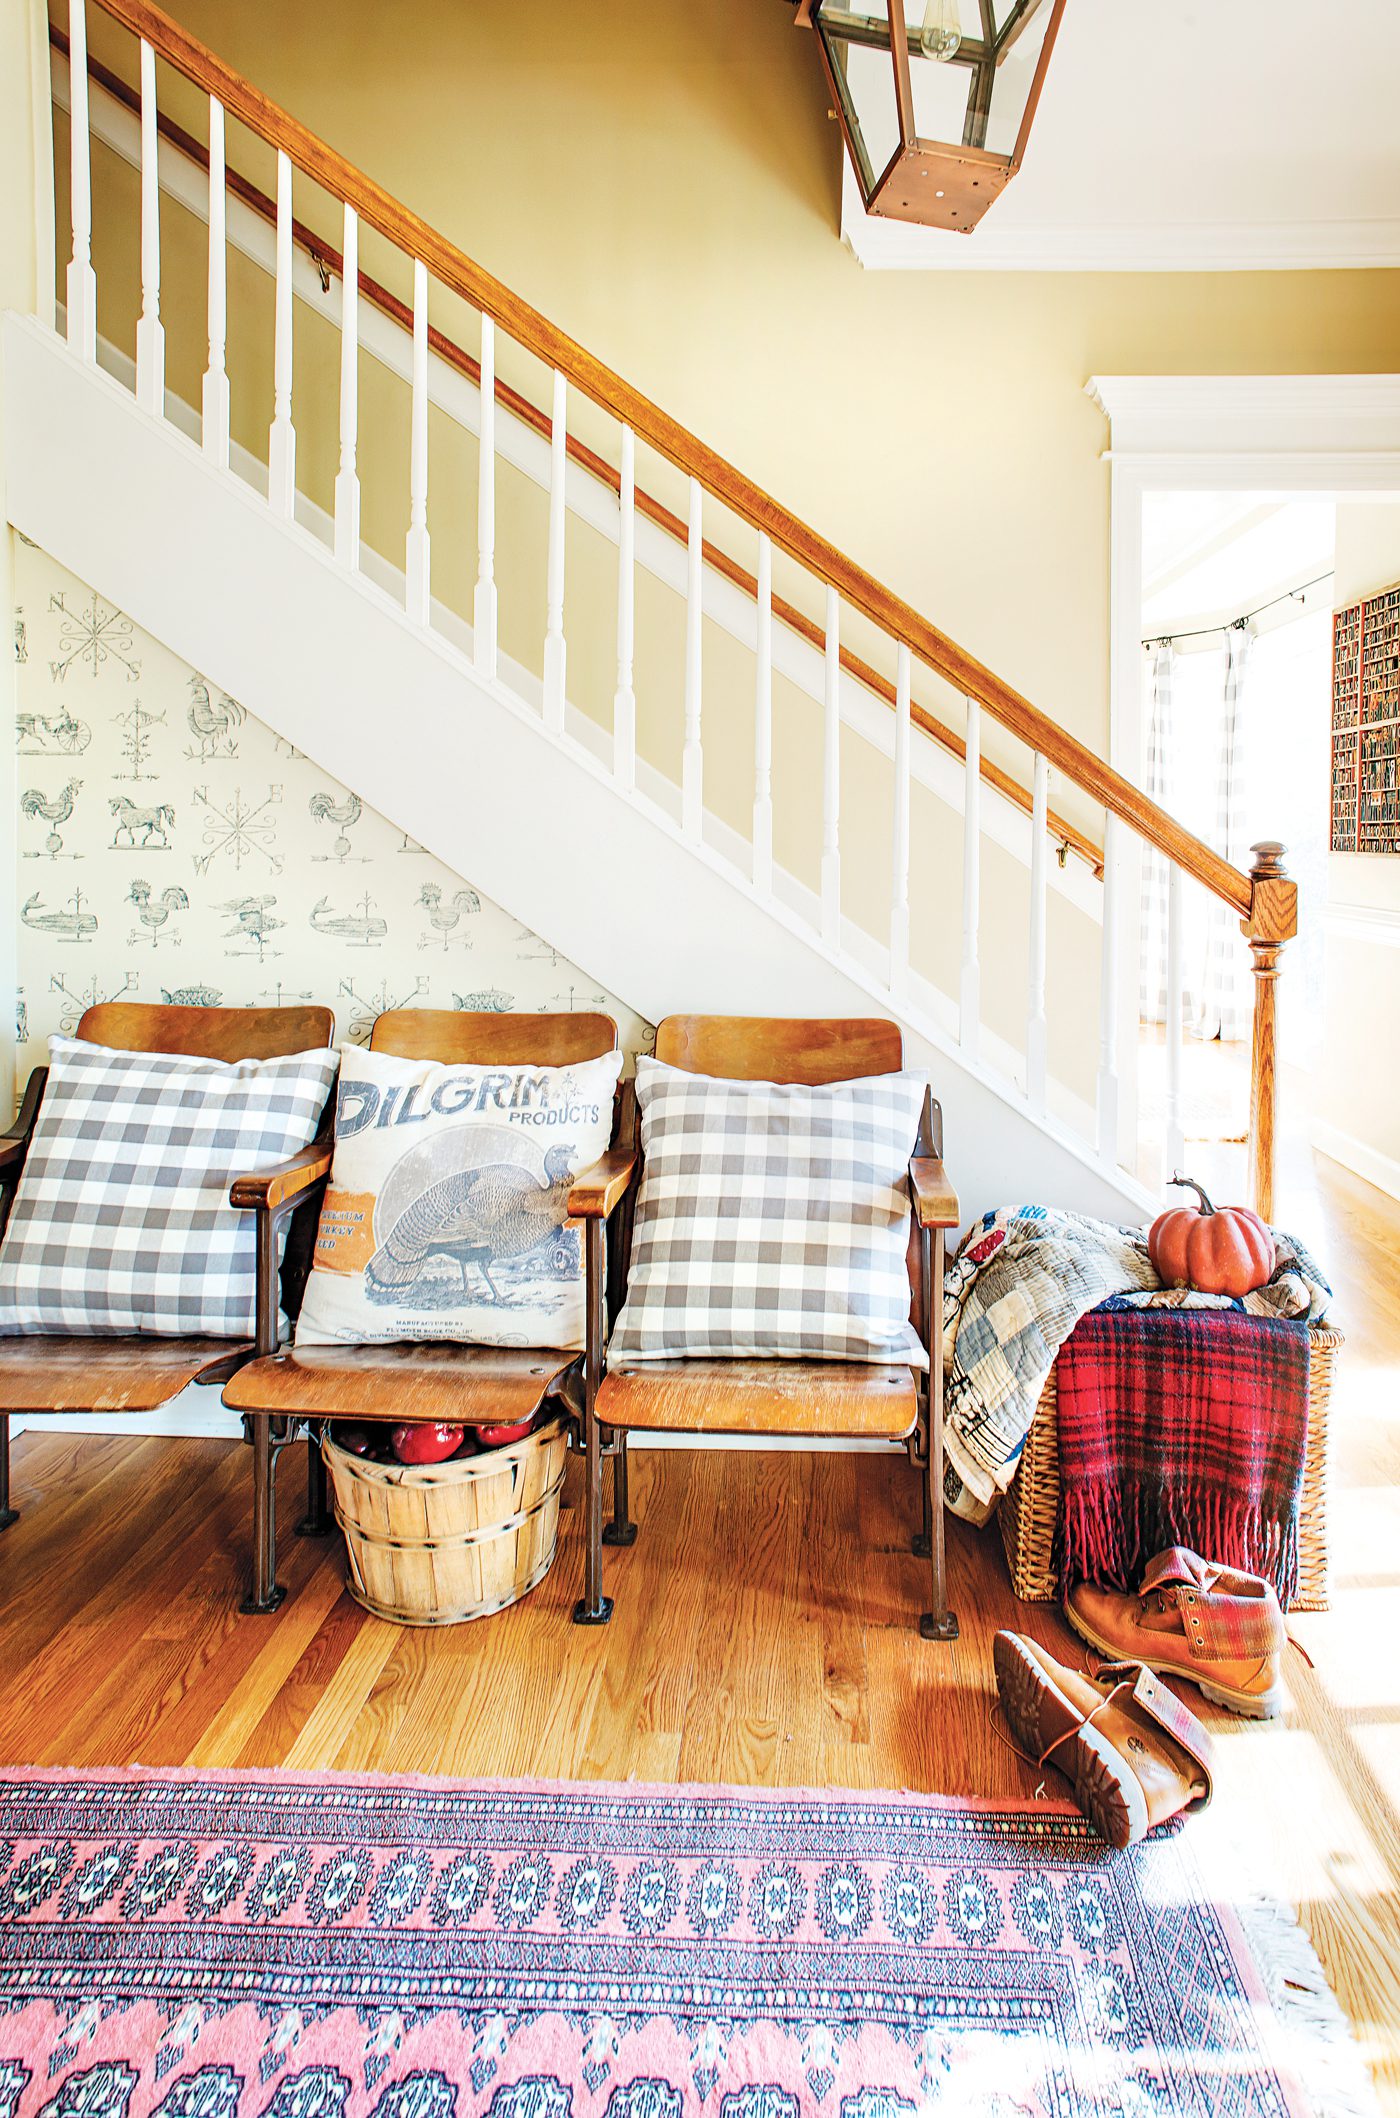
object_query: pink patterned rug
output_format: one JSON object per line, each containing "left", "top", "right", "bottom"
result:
{"left": 0, "top": 1769, "right": 1373, "bottom": 2118}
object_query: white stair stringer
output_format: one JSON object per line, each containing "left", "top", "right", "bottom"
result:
{"left": 3, "top": 314, "right": 1151, "bottom": 1228}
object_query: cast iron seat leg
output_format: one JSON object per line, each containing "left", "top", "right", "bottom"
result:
{"left": 572, "top": 1217, "right": 613, "bottom": 1625}
{"left": 912, "top": 1436, "right": 932, "bottom": 1560}
{"left": 240, "top": 1413, "right": 287, "bottom": 1615}
{"left": 295, "top": 1430, "right": 332, "bottom": 1537}
{"left": 919, "top": 1225, "right": 959, "bottom": 1643}
{"left": 602, "top": 1429, "right": 637, "bottom": 1547}
{"left": 0, "top": 1414, "right": 17, "bottom": 1531}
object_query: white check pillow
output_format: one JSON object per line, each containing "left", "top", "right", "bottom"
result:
{"left": 0, "top": 1037, "right": 339, "bottom": 1339}
{"left": 609, "top": 1056, "right": 928, "bottom": 1366}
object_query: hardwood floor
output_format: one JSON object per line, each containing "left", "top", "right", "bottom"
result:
{"left": 1, "top": 1144, "right": 1397, "bottom": 2110}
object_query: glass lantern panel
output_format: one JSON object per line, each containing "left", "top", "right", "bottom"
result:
{"left": 985, "top": 0, "right": 1053, "bottom": 155}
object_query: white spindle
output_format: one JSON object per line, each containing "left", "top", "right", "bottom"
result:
{"left": 135, "top": 39, "right": 164, "bottom": 415}
{"left": 1096, "top": 813, "right": 1121, "bottom": 1159}
{"left": 334, "top": 204, "right": 360, "bottom": 568}
{"left": 821, "top": 587, "right": 842, "bottom": 946}
{"left": 66, "top": 0, "right": 97, "bottom": 361}
{"left": 1165, "top": 863, "right": 1186, "bottom": 1178}
{"left": 267, "top": 149, "right": 296, "bottom": 518}
{"left": 613, "top": 425, "right": 636, "bottom": 789}
{"left": 752, "top": 534, "right": 774, "bottom": 894}
{"left": 474, "top": 314, "right": 498, "bottom": 678}
{"left": 960, "top": 700, "right": 982, "bottom": 1056}
{"left": 682, "top": 478, "right": 704, "bottom": 838}
{"left": 1026, "top": 752, "right": 1049, "bottom": 1110}
{"left": 404, "top": 259, "right": 431, "bottom": 623}
{"left": 889, "top": 644, "right": 912, "bottom": 993}
{"left": 543, "top": 369, "right": 568, "bottom": 731}
{"left": 201, "top": 96, "right": 229, "bottom": 468}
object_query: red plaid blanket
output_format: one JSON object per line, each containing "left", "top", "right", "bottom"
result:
{"left": 1054, "top": 1302, "right": 1310, "bottom": 1603}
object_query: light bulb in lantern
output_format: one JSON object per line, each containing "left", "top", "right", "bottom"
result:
{"left": 919, "top": 0, "right": 961, "bottom": 60}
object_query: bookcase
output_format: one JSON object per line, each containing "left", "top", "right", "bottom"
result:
{"left": 1331, "top": 580, "right": 1400, "bottom": 853}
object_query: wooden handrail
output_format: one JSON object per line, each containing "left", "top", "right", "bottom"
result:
{"left": 83, "top": 0, "right": 1250, "bottom": 919}
{"left": 53, "top": 19, "right": 1102, "bottom": 878}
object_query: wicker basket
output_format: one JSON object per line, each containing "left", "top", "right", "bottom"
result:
{"left": 322, "top": 1416, "right": 568, "bottom": 1625}
{"left": 998, "top": 1323, "right": 1342, "bottom": 1613}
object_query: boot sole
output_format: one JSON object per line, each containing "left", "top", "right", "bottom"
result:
{"left": 993, "top": 1631, "right": 1147, "bottom": 1850}
{"left": 1063, "top": 1602, "right": 1284, "bottom": 1721}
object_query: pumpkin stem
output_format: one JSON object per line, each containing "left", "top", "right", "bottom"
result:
{"left": 1168, "top": 1173, "right": 1216, "bottom": 1216}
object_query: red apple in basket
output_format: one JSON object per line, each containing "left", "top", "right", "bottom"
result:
{"left": 390, "top": 1422, "right": 466, "bottom": 1465}
{"left": 474, "top": 1414, "right": 537, "bottom": 1449}
{"left": 333, "top": 1421, "right": 385, "bottom": 1459}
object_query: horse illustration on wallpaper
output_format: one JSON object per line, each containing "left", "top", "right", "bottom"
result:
{"left": 110, "top": 796, "right": 175, "bottom": 849}
{"left": 366, "top": 1133, "right": 579, "bottom": 1310}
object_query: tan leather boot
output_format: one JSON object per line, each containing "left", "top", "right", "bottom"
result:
{"left": 993, "top": 1630, "right": 1214, "bottom": 1849}
{"left": 1066, "top": 1547, "right": 1287, "bottom": 1720}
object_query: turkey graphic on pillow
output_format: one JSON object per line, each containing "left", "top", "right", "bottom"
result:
{"left": 365, "top": 1131, "right": 578, "bottom": 1311}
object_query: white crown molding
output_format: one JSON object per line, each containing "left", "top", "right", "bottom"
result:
{"left": 840, "top": 169, "right": 1400, "bottom": 274}
{"left": 1086, "top": 375, "right": 1400, "bottom": 466}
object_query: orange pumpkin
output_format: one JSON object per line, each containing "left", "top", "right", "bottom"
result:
{"left": 1148, "top": 1175, "right": 1275, "bottom": 1297}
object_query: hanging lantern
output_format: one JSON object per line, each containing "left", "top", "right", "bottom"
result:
{"left": 800, "top": 0, "right": 1068, "bottom": 233}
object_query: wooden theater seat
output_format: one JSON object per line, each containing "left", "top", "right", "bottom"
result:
{"left": 569, "top": 1013, "right": 960, "bottom": 1639}
{"left": 222, "top": 1009, "right": 621, "bottom": 1612}
{"left": 0, "top": 1002, "right": 335, "bottom": 1541}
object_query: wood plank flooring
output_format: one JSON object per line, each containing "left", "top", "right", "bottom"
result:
{"left": 1, "top": 1144, "right": 1397, "bottom": 2110}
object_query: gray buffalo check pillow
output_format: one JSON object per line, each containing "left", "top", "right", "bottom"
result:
{"left": 609, "top": 1056, "right": 927, "bottom": 1366}
{"left": 0, "top": 1036, "right": 338, "bottom": 1339}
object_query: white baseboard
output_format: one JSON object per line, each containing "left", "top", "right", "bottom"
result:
{"left": 1311, "top": 1120, "right": 1400, "bottom": 1204}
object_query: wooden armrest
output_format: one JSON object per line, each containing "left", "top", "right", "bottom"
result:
{"left": 230, "top": 1142, "right": 333, "bottom": 1214}
{"left": 909, "top": 1155, "right": 959, "bottom": 1229}
{"left": 0, "top": 1136, "right": 27, "bottom": 1176}
{"left": 0, "top": 1069, "right": 47, "bottom": 1179}
{"left": 568, "top": 1147, "right": 638, "bottom": 1219}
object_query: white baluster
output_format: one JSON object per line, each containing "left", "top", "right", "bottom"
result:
{"left": 543, "top": 369, "right": 568, "bottom": 732}
{"left": 135, "top": 39, "right": 164, "bottom": 415}
{"left": 1165, "top": 864, "right": 1186, "bottom": 1178}
{"left": 752, "top": 533, "right": 774, "bottom": 894}
{"left": 1026, "top": 752, "right": 1049, "bottom": 1110}
{"left": 267, "top": 148, "right": 296, "bottom": 518}
{"left": 474, "top": 314, "right": 498, "bottom": 679}
{"left": 613, "top": 424, "right": 636, "bottom": 789}
{"left": 334, "top": 204, "right": 360, "bottom": 568}
{"left": 890, "top": 644, "right": 911, "bottom": 994}
{"left": 960, "top": 700, "right": 982, "bottom": 1057}
{"left": 682, "top": 478, "right": 704, "bottom": 838}
{"left": 821, "top": 586, "right": 841, "bottom": 947}
{"left": 1096, "top": 812, "right": 1121, "bottom": 1160}
{"left": 405, "top": 259, "right": 431, "bottom": 623}
{"left": 201, "top": 96, "right": 229, "bottom": 468}
{"left": 66, "top": 0, "right": 97, "bottom": 362}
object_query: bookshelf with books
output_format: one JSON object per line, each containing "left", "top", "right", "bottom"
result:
{"left": 1332, "top": 581, "right": 1400, "bottom": 853}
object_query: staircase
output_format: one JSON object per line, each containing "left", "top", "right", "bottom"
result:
{"left": 5, "top": 0, "right": 1299, "bottom": 1230}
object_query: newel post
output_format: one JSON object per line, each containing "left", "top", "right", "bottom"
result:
{"left": 1242, "top": 840, "right": 1296, "bottom": 1224}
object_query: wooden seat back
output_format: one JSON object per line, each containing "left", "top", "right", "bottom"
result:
{"left": 77, "top": 1001, "right": 335, "bottom": 1059}
{"left": 654, "top": 1015, "right": 902, "bottom": 1085}
{"left": 370, "top": 1009, "right": 617, "bottom": 1065}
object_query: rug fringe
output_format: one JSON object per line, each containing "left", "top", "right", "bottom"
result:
{"left": 1231, "top": 1890, "right": 1383, "bottom": 2118}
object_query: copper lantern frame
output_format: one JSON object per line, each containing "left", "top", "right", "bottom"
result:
{"left": 806, "top": 0, "right": 1068, "bottom": 234}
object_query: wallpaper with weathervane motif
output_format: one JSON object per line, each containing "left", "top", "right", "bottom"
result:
{"left": 11, "top": 541, "right": 652, "bottom": 1094}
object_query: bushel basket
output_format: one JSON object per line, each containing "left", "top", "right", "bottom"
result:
{"left": 322, "top": 1415, "right": 569, "bottom": 1625}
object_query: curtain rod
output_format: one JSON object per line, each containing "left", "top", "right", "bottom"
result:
{"left": 1143, "top": 569, "right": 1334, "bottom": 650}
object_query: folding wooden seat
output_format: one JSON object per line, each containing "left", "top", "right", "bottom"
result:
{"left": 569, "top": 1015, "right": 961, "bottom": 1638}
{"left": 223, "top": 1009, "right": 623, "bottom": 1613}
{"left": 0, "top": 1002, "right": 335, "bottom": 1588}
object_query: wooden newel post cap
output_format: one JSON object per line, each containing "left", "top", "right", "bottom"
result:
{"left": 1249, "top": 841, "right": 1288, "bottom": 878}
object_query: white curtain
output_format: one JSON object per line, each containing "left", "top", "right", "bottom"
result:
{"left": 1139, "top": 642, "right": 1177, "bottom": 1025}
{"left": 1195, "top": 623, "right": 1253, "bottom": 1043}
